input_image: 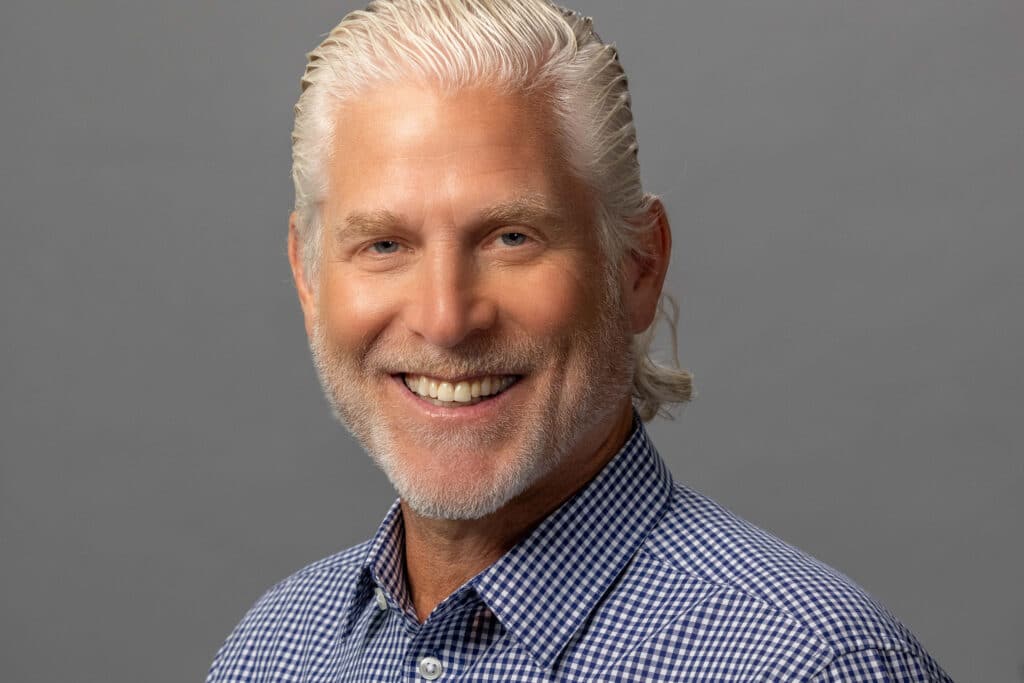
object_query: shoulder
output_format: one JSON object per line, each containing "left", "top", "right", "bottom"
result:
{"left": 206, "top": 542, "right": 371, "bottom": 682}
{"left": 241, "top": 541, "right": 371, "bottom": 621}
{"left": 634, "top": 483, "right": 949, "bottom": 679}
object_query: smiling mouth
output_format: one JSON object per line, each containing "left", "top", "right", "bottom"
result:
{"left": 401, "top": 373, "right": 520, "bottom": 407}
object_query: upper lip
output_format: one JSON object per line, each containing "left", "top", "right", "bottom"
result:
{"left": 398, "top": 372, "right": 521, "bottom": 383}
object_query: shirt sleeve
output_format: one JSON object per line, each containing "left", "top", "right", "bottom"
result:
{"left": 206, "top": 561, "right": 366, "bottom": 682}
{"left": 812, "top": 648, "right": 954, "bottom": 682}
{"left": 205, "top": 580, "right": 292, "bottom": 683}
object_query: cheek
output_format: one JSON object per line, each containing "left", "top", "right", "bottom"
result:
{"left": 495, "top": 260, "right": 598, "bottom": 338}
{"left": 317, "top": 270, "right": 398, "bottom": 349}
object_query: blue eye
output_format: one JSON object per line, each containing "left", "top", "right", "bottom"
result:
{"left": 499, "top": 232, "right": 527, "bottom": 247}
{"left": 370, "top": 240, "right": 400, "bottom": 254}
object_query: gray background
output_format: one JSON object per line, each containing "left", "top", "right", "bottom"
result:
{"left": 1, "top": 0, "right": 1021, "bottom": 680}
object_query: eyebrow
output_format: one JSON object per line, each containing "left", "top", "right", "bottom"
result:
{"left": 332, "top": 209, "right": 405, "bottom": 242}
{"left": 476, "top": 195, "right": 567, "bottom": 231}
{"left": 332, "top": 195, "right": 568, "bottom": 241}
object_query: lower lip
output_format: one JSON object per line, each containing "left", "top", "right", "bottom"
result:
{"left": 390, "top": 375, "right": 520, "bottom": 422}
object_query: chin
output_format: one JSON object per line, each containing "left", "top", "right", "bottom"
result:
{"left": 370, "top": 431, "right": 561, "bottom": 521}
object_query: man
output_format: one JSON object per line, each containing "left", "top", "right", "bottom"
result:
{"left": 209, "top": 1, "right": 951, "bottom": 680}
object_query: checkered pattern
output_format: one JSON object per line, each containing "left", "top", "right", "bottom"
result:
{"left": 208, "top": 421, "right": 952, "bottom": 681}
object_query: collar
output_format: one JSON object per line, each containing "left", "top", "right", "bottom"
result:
{"left": 358, "top": 417, "right": 673, "bottom": 669}
{"left": 360, "top": 499, "right": 411, "bottom": 618}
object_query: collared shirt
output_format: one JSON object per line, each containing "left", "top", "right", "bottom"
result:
{"left": 208, "top": 421, "right": 951, "bottom": 682}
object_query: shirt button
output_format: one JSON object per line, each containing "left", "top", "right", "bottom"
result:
{"left": 374, "top": 587, "right": 387, "bottom": 611}
{"left": 418, "top": 656, "right": 443, "bottom": 680}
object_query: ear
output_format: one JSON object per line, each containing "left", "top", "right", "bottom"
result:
{"left": 287, "top": 212, "right": 317, "bottom": 339}
{"left": 622, "top": 198, "right": 672, "bottom": 334}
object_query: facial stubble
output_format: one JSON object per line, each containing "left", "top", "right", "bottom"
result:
{"left": 308, "top": 279, "right": 634, "bottom": 520}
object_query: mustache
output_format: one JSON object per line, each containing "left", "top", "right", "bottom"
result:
{"left": 366, "top": 334, "right": 545, "bottom": 377}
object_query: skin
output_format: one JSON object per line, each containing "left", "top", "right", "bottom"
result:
{"left": 288, "top": 83, "right": 672, "bottom": 622}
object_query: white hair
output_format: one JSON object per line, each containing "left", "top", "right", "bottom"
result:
{"left": 291, "top": 0, "right": 692, "bottom": 419}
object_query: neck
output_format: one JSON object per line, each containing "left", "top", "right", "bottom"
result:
{"left": 401, "top": 401, "right": 635, "bottom": 622}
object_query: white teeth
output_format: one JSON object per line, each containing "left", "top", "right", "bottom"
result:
{"left": 453, "top": 382, "right": 472, "bottom": 402}
{"left": 402, "top": 373, "right": 517, "bottom": 405}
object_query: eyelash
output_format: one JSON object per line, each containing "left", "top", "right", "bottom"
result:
{"left": 364, "top": 232, "right": 531, "bottom": 256}
{"left": 369, "top": 240, "right": 400, "bottom": 254}
{"left": 497, "top": 232, "right": 528, "bottom": 247}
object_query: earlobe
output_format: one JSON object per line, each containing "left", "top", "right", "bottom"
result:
{"left": 626, "top": 198, "right": 672, "bottom": 334}
{"left": 287, "top": 212, "right": 317, "bottom": 339}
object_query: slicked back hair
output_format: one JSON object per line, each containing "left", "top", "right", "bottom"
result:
{"left": 291, "top": 0, "right": 691, "bottom": 419}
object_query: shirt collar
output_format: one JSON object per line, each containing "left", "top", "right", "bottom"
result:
{"left": 361, "top": 499, "right": 411, "bottom": 617}
{"left": 472, "top": 418, "right": 672, "bottom": 669}
{"left": 359, "top": 417, "right": 673, "bottom": 668}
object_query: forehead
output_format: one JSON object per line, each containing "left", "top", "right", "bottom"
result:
{"left": 322, "top": 83, "right": 590, "bottom": 226}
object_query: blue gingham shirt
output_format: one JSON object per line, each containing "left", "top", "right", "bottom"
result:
{"left": 208, "top": 421, "right": 951, "bottom": 681}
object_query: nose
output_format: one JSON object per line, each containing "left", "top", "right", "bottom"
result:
{"left": 402, "top": 245, "right": 497, "bottom": 348}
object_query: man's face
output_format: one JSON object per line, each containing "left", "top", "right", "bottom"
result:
{"left": 296, "top": 84, "right": 636, "bottom": 519}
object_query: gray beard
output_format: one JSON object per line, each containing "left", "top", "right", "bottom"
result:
{"left": 307, "top": 282, "right": 634, "bottom": 520}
